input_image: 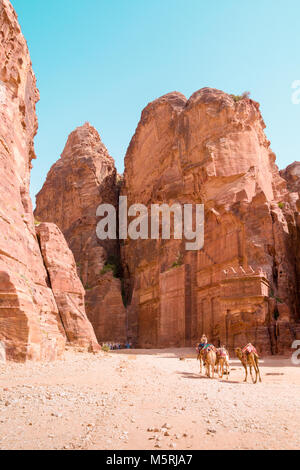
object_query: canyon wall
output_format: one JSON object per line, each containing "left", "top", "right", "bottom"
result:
{"left": 35, "top": 123, "right": 127, "bottom": 344}
{"left": 35, "top": 88, "right": 300, "bottom": 355}
{"left": 121, "top": 88, "right": 300, "bottom": 354}
{"left": 280, "top": 162, "right": 300, "bottom": 193}
{"left": 36, "top": 223, "right": 99, "bottom": 351}
{"left": 8, "top": 0, "right": 298, "bottom": 356}
{"left": 0, "top": 0, "right": 99, "bottom": 360}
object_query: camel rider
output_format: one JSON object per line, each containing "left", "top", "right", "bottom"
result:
{"left": 201, "top": 334, "right": 208, "bottom": 344}
{"left": 196, "top": 335, "right": 207, "bottom": 353}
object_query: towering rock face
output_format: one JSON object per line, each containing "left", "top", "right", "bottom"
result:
{"left": 122, "top": 88, "right": 300, "bottom": 353}
{"left": 0, "top": 0, "right": 65, "bottom": 361}
{"left": 0, "top": 0, "right": 99, "bottom": 361}
{"left": 280, "top": 162, "right": 300, "bottom": 194}
{"left": 280, "top": 161, "right": 300, "bottom": 322}
{"left": 35, "top": 124, "right": 127, "bottom": 344}
{"left": 36, "top": 223, "right": 100, "bottom": 351}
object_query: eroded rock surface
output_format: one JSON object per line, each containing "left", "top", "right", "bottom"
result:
{"left": 35, "top": 124, "right": 127, "bottom": 344}
{"left": 0, "top": 0, "right": 102, "bottom": 360}
{"left": 121, "top": 88, "right": 300, "bottom": 353}
{"left": 0, "top": 0, "right": 67, "bottom": 361}
{"left": 36, "top": 223, "right": 100, "bottom": 351}
{"left": 280, "top": 162, "right": 300, "bottom": 194}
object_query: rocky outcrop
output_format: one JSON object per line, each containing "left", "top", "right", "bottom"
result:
{"left": 280, "top": 160, "right": 300, "bottom": 340}
{"left": 0, "top": 0, "right": 67, "bottom": 361}
{"left": 280, "top": 162, "right": 300, "bottom": 194}
{"left": 35, "top": 124, "right": 127, "bottom": 344}
{"left": 36, "top": 223, "right": 100, "bottom": 351}
{"left": 121, "top": 88, "right": 300, "bottom": 353}
{"left": 0, "top": 0, "right": 100, "bottom": 361}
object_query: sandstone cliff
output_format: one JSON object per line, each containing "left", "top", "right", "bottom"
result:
{"left": 280, "top": 160, "right": 300, "bottom": 326}
{"left": 36, "top": 223, "right": 100, "bottom": 351}
{"left": 35, "top": 124, "right": 127, "bottom": 344}
{"left": 0, "top": 0, "right": 99, "bottom": 360}
{"left": 280, "top": 162, "right": 300, "bottom": 194}
{"left": 121, "top": 88, "right": 300, "bottom": 354}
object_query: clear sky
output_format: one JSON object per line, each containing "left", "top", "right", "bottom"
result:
{"left": 11, "top": 0, "right": 300, "bottom": 203}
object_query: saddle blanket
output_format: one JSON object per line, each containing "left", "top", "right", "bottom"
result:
{"left": 242, "top": 343, "right": 258, "bottom": 355}
{"left": 216, "top": 348, "right": 227, "bottom": 358}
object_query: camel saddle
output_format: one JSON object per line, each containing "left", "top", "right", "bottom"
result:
{"left": 216, "top": 347, "right": 227, "bottom": 358}
{"left": 242, "top": 343, "right": 258, "bottom": 356}
{"left": 202, "top": 344, "right": 216, "bottom": 358}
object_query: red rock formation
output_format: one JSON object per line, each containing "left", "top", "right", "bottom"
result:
{"left": 280, "top": 160, "right": 300, "bottom": 344}
{"left": 280, "top": 162, "right": 300, "bottom": 194}
{"left": 36, "top": 223, "right": 100, "bottom": 351}
{"left": 0, "top": 0, "right": 67, "bottom": 361}
{"left": 35, "top": 124, "right": 127, "bottom": 344}
{"left": 0, "top": 0, "right": 101, "bottom": 361}
{"left": 122, "top": 88, "right": 300, "bottom": 354}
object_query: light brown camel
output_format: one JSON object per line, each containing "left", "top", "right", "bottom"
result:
{"left": 235, "top": 347, "right": 262, "bottom": 384}
{"left": 205, "top": 349, "right": 217, "bottom": 378}
{"left": 216, "top": 348, "right": 230, "bottom": 379}
{"left": 196, "top": 334, "right": 208, "bottom": 374}
{"left": 197, "top": 349, "right": 204, "bottom": 374}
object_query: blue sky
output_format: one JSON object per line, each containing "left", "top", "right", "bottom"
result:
{"left": 11, "top": 0, "right": 300, "bottom": 203}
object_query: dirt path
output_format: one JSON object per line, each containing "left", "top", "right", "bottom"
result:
{"left": 0, "top": 348, "right": 299, "bottom": 450}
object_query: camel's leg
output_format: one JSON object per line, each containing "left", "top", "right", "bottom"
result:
{"left": 254, "top": 356, "right": 262, "bottom": 382}
{"left": 258, "top": 367, "right": 262, "bottom": 383}
{"left": 244, "top": 364, "right": 248, "bottom": 382}
{"left": 258, "top": 367, "right": 262, "bottom": 382}
{"left": 249, "top": 363, "right": 256, "bottom": 384}
{"left": 220, "top": 360, "right": 224, "bottom": 379}
{"left": 197, "top": 354, "right": 201, "bottom": 374}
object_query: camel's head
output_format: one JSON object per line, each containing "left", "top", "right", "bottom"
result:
{"left": 235, "top": 347, "right": 242, "bottom": 357}
{"left": 200, "top": 334, "right": 208, "bottom": 344}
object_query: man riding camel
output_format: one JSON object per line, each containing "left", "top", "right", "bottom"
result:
{"left": 196, "top": 334, "right": 208, "bottom": 353}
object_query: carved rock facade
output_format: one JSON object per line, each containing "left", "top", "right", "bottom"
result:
{"left": 121, "top": 89, "right": 300, "bottom": 354}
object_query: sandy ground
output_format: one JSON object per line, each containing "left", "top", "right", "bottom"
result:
{"left": 0, "top": 348, "right": 299, "bottom": 450}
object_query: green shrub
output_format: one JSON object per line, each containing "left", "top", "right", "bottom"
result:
{"left": 278, "top": 202, "right": 285, "bottom": 209}
{"left": 100, "top": 263, "right": 117, "bottom": 276}
{"left": 230, "top": 95, "right": 242, "bottom": 102}
{"left": 171, "top": 253, "right": 183, "bottom": 269}
{"left": 100, "top": 255, "right": 122, "bottom": 278}
{"left": 171, "top": 261, "right": 181, "bottom": 269}
{"left": 101, "top": 344, "right": 110, "bottom": 353}
{"left": 230, "top": 91, "right": 251, "bottom": 102}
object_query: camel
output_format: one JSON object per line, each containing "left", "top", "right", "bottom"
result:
{"left": 196, "top": 334, "right": 208, "bottom": 374}
{"left": 197, "top": 349, "right": 204, "bottom": 374}
{"left": 216, "top": 347, "right": 230, "bottom": 379}
{"left": 205, "top": 349, "right": 217, "bottom": 378}
{"left": 235, "top": 345, "right": 262, "bottom": 384}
